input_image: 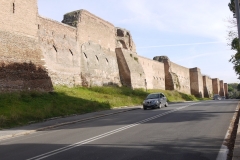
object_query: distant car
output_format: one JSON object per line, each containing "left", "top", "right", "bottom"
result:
{"left": 222, "top": 96, "right": 226, "bottom": 100}
{"left": 213, "top": 94, "right": 221, "bottom": 100}
{"left": 143, "top": 93, "right": 168, "bottom": 110}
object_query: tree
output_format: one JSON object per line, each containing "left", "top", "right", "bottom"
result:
{"left": 228, "top": 0, "right": 235, "bottom": 14}
{"left": 228, "top": 0, "right": 240, "bottom": 79}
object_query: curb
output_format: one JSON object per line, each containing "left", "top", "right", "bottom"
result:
{"left": 0, "top": 107, "right": 141, "bottom": 141}
{"left": 233, "top": 113, "right": 240, "bottom": 160}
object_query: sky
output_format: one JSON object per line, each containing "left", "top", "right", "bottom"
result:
{"left": 38, "top": 0, "right": 238, "bottom": 83}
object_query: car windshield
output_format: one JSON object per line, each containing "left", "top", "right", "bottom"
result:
{"left": 146, "top": 94, "right": 159, "bottom": 99}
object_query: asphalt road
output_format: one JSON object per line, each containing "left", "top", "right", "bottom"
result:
{"left": 0, "top": 100, "right": 238, "bottom": 160}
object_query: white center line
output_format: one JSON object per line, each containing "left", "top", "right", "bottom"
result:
{"left": 27, "top": 102, "right": 201, "bottom": 160}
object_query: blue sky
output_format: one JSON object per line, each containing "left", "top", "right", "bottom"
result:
{"left": 38, "top": 0, "right": 238, "bottom": 83}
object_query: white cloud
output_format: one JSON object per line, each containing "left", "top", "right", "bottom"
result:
{"left": 119, "top": 0, "right": 232, "bottom": 42}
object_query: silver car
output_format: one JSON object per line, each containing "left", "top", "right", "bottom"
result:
{"left": 143, "top": 93, "right": 168, "bottom": 110}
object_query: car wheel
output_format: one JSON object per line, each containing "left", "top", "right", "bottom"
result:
{"left": 165, "top": 102, "right": 168, "bottom": 107}
{"left": 143, "top": 107, "right": 147, "bottom": 110}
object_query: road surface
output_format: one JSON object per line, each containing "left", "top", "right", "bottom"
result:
{"left": 0, "top": 100, "right": 238, "bottom": 160}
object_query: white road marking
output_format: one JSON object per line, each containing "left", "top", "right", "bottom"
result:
{"left": 27, "top": 102, "right": 201, "bottom": 160}
{"left": 216, "top": 102, "right": 239, "bottom": 160}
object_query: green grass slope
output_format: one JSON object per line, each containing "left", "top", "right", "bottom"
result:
{"left": 0, "top": 86, "right": 208, "bottom": 129}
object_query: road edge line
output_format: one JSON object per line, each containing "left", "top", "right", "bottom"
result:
{"left": 216, "top": 101, "right": 240, "bottom": 160}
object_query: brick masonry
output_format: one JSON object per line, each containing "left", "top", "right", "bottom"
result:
{"left": 0, "top": 0, "right": 228, "bottom": 97}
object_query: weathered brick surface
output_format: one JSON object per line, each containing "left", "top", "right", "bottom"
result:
{"left": 138, "top": 56, "right": 165, "bottom": 90}
{"left": 219, "top": 80, "right": 225, "bottom": 96}
{"left": 0, "top": 0, "right": 228, "bottom": 94}
{"left": 153, "top": 56, "right": 191, "bottom": 94}
{"left": 0, "top": 30, "right": 52, "bottom": 91}
{"left": 116, "top": 48, "right": 145, "bottom": 89}
{"left": 62, "top": 10, "right": 116, "bottom": 52}
{"left": 81, "top": 42, "right": 121, "bottom": 87}
{"left": 38, "top": 16, "right": 81, "bottom": 86}
{"left": 212, "top": 78, "right": 220, "bottom": 95}
{"left": 190, "top": 68, "right": 203, "bottom": 98}
{"left": 0, "top": 0, "right": 38, "bottom": 37}
{"left": 203, "top": 76, "right": 213, "bottom": 98}
{"left": 224, "top": 83, "right": 228, "bottom": 98}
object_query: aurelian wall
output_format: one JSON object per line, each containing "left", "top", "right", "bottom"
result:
{"left": 116, "top": 28, "right": 136, "bottom": 52}
{"left": 116, "top": 48, "right": 145, "bottom": 89}
{"left": 212, "top": 78, "right": 220, "bottom": 95}
{"left": 170, "top": 62, "right": 191, "bottom": 94}
{"left": 219, "top": 80, "right": 225, "bottom": 96}
{"left": 0, "top": 0, "right": 53, "bottom": 92}
{"left": 190, "top": 68, "right": 203, "bottom": 98}
{"left": 38, "top": 16, "right": 81, "bottom": 86}
{"left": 62, "top": 10, "right": 116, "bottom": 51}
{"left": 0, "top": 0, "right": 38, "bottom": 37}
{"left": 153, "top": 56, "right": 191, "bottom": 94}
{"left": 138, "top": 56, "right": 165, "bottom": 90}
{"left": 80, "top": 42, "right": 121, "bottom": 87}
{"left": 203, "top": 76, "right": 213, "bottom": 98}
{"left": 224, "top": 83, "right": 228, "bottom": 98}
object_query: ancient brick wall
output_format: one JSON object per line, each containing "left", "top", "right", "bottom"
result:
{"left": 170, "top": 62, "right": 191, "bottom": 94}
{"left": 202, "top": 76, "right": 213, "bottom": 98}
{"left": 138, "top": 56, "right": 165, "bottom": 90}
{"left": 116, "top": 28, "right": 136, "bottom": 52}
{"left": 154, "top": 56, "right": 191, "bottom": 94}
{"left": 224, "top": 83, "right": 228, "bottom": 98}
{"left": 190, "top": 68, "right": 203, "bottom": 98}
{"left": 219, "top": 80, "right": 225, "bottom": 96}
{"left": 0, "top": 0, "right": 38, "bottom": 37}
{"left": 38, "top": 16, "right": 82, "bottom": 86}
{"left": 62, "top": 10, "right": 116, "bottom": 52}
{"left": 0, "top": 0, "right": 53, "bottom": 92}
{"left": 80, "top": 42, "right": 121, "bottom": 87}
{"left": 212, "top": 78, "right": 220, "bottom": 95}
{"left": 116, "top": 48, "right": 145, "bottom": 89}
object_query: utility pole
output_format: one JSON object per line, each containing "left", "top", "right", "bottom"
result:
{"left": 235, "top": 0, "right": 240, "bottom": 45}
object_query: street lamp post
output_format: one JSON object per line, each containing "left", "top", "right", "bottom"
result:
{"left": 235, "top": 0, "right": 240, "bottom": 45}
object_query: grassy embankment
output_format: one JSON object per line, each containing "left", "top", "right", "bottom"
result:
{"left": 0, "top": 86, "right": 208, "bottom": 129}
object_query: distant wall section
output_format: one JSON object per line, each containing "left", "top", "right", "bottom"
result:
{"left": 138, "top": 56, "right": 165, "bottom": 90}
{"left": 190, "top": 68, "right": 203, "bottom": 98}
{"left": 219, "top": 80, "right": 225, "bottom": 96}
{"left": 154, "top": 56, "right": 191, "bottom": 94}
{"left": 212, "top": 78, "right": 220, "bottom": 95}
{"left": 203, "top": 76, "right": 213, "bottom": 98}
